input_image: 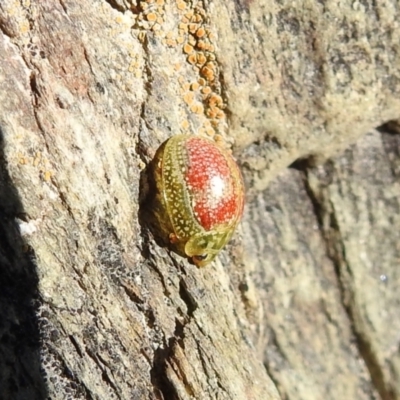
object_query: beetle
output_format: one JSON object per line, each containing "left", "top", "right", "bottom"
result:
{"left": 152, "top": 134, "right": 244, "bottom": 266}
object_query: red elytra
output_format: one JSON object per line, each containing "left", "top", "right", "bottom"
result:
{"left": 184, "top": 137, "right": 242, "bottom": 230}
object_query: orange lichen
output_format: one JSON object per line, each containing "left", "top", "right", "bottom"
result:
{"left": 183, "top": 92, "right": 195, "bottom": 105}
{"left": 200, "top": 65, "right": 215, "bottom": 81}
{"left": 190, "top": 104, "right": 204, "bottom": 114}
{"left": 188, "top": 23, "right": 197, "bottom": 34}
{"left": 193, "top": 14, "right": 203, "bottom": 23}
{"left": 215, "top": 109, "right": 225, "bottom": 119}
{"left": 196, "top": 27, "right": 206, "bottom": 38}
{"left": 165, "top": 38, "right": 177, "bottom": 47}
{"left": 187, "top": 54, "right": 197, "bottom": 64}
{"left": 196, "top": 40, "right": 207, "bottom": 50}
{"left": 183, "top": 43, "right": 194, "bottom": 54}
{"left": 135, "top": 0, "right": 227, "bottom": 137}
{"left": 128, "top": 62, "right": 136, "bottom": 72}
{"left": 208, "top": 93, "right": 223, "bottom": 108}
{"left": 191, "top": 82, "right": 200, "bottom": 91}
{"left": 207, "top": 108, "right": 217, "bottom": 119}
{"left": 207, "top": 53, "right": 216, "bottom": 61}
{"left": 214, "top": 134, "right": 224, "bottom": 143}
{"left": 44, "top": 170, "right": 53, "bottom": 182}
{"left": 146, "top": 12, "right": 157, "bottom": 21}
{"left": 33, "top": 152, "right": 41, "bottom": 167}
{"left": 188, "top": 35, "right": 196, "bottom": 46}
{"left": 181, "top": 119, "right": 190, "bottom": 129}
{"left": 196, "top": 52, "right": 207, "bottom": 66}
{"left": 206, "top": 126, "right": 215, "bottom": 136}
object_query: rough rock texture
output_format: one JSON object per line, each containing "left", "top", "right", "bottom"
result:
{"left": 0, "top": 0, "right": 399, "bottom": 399}
{"left": 245, "top": 129, "right": 400, "bottom": 400}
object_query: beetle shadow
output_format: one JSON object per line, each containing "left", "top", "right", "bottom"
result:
{"left": 0, "top": 126, "right": 47, "bottom": 398}
{"left": 137, "top": 139, "right": 175, "bottom": 257}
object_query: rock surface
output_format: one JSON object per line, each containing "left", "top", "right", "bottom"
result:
{"left": 0, "top": 0, "right": 399, "bottom": 399}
